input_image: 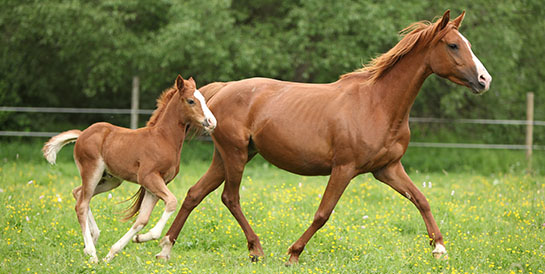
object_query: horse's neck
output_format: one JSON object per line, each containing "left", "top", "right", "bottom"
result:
{"left": 370, "top": 50, "right": 431, "bottom": 123}
{"left": 152, "top": 94, "right": 187, "bottom": 149}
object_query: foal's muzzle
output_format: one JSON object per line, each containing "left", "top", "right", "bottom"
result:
{"left": 202, "top": 117, "right": 216, "bottom": 132}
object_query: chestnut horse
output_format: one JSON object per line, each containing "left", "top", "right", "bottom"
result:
{"left": 158, "top": 10, "right": 491, "bottom": 264}
{"left": 42, "top": 75, "right": 216, "bottom": 263}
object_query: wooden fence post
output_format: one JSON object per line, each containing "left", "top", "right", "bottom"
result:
{"left": 131, "top": 76, "right": 140, "bottom": 129}
{"left": 526, "top": 92, "right": 534, "bottom": 172}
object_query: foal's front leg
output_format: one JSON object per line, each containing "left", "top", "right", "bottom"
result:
{"left": 104, "top": 190, "right": 158, "bottom": 262}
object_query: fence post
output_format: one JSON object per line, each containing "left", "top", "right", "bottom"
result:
{"left": 526, "top": 92, "right": 534, "bottom": 172}
{"left": 131, "top": 76, "right": 140, "bottom": 129}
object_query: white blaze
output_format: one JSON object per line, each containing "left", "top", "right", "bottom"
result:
{"left": 458, "top": 32, "right": 492, "bottom": 91}
{"left": 194, "top": 89, "right": 217, "bottom": 129}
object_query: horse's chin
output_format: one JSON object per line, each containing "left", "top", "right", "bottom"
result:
{"left": 469, "top": 85, "right": 488, "bottom": 95}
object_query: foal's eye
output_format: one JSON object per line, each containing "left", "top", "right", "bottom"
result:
{"left": 448, "top": 43, "right": 458, "bottom": 50}
{"left": 187, "top": 98, "right": 195, "bottom": 105}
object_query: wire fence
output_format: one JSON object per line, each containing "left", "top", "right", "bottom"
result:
{"left": 1, "top": 105, "right": 544, "bottom": 150}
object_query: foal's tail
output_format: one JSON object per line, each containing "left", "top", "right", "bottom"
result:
{"left": 42, "top": 129, "right": 82, "bottom": 165}
{"left": 120, "top": 186, "right": 146, "bottom": 222}
{"left": 200, "top": 82, "right": 228, "bottom": 102}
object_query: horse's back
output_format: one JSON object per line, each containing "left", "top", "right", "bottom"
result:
{"left": 206, "top": 77, "right": 354, "bottom": 175}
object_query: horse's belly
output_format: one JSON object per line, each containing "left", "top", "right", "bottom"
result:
{"left": 252, "top": 129, "right": 333, "bottom": 176}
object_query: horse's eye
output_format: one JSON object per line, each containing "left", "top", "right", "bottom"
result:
{"left": 187, "top": 98, "right": 195, "bottom": 105}
{"left": 448, "top": 43, "right": 458, "bottom": 50}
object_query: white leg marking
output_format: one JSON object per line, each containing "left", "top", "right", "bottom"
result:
{"left": 104, "top": 191, "right": 157, "bottom": 262}
{"left": 82, "top": 218, "right": 98, "bottom": 263}
{"left": 156, "top": 236, "right": 173, "bottom": 260}
{"left": 133, "top": 209, "right": 174, "bottom": 243}
{"left": 104, "top": 225, "right": 145, "bottom": 262}
{"left": 78, "top": 160, "right": 105, "bottom": 263}
{"left": 88, "top": 209, "right": 100, "bottom": 245}
{"left": 432, "top": 243, "right": 447, "bottom": 259}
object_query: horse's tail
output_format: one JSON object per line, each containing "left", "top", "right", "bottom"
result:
{"left": 120, "top": 186, "right": 146, "bottom": 222}
{"left": 200, "top": 82, "right": 228, "bottom": 102}
{"left": 42, "top": 129, "right": 82, "bottom": 165}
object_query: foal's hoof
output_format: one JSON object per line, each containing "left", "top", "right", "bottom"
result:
{"left": 155, "top": 254, "right": 170, "bottom": 261}
{"left": 89, "top": 256, "right": 99, "bottom": 264}
{"left": 132, "top": 234, "right": 141, "bottom": 243}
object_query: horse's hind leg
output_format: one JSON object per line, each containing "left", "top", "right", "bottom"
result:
{"left": 74, "top": 159, "right": 105, "bottom": 263}
{"left": 372, "top": 161, "right": 446, "bottom": 259}
{"left": 104, "top": 188, "right": 159, "bottom": 262}
{"left": 158, "top": 149, "right": 226, "bottom": 260}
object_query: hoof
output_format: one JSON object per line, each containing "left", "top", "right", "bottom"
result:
{"left": 103, "top": 253, "right": 115, "bottom": 263}
{"left": 250, "top": 255, "right": 260, "bottom": 263}
{"left": 89, "top": 256, "right": 99, "bottom": 264}
{"left": 132, "top": 235, "right": 141, "bottom": 243}
{"left": 433, "top": 252, "right": 449, "bottom": 260}
{"left": 155, "top": 254, "right": 170, "bottom": 260}
{"left": 285, "top": 255, "right": 299, "bottom": 266}
{"left": 156, "top": 236, "right": 173, "bottom": 260}
{"left": 432, "top": 244, "right": 448, "bottom": 260}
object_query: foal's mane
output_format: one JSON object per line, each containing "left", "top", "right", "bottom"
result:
{"left": 341, "top": 18, "right": 456, "bottom": 83}
{"left": 146, "top": 87, "right": 177, "bottom": 127}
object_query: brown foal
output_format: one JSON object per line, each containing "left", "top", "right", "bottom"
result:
{"left": 43, "top": 75, "right": 216, "bottom": 263}
{"left": 158, "top": 11, "right": 491, "bottom": 264}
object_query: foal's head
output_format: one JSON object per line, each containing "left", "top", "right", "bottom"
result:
{"left": 174, "top": 75, "right": 217, "bottom": 132}
{"left": 426, "top": 10, "right": 492, "bottom": 93}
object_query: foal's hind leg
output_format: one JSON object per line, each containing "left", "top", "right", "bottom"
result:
{"left": 74, "top": 160, "right": 106, "bottom": 263}
{"left": 158, "top": 149, "right": 226, "bottom": 260}
{"left": 373, "top": 161, "right": 446, "bottom": 259}
{"left": 72, "top": 175, "right": 122, "bottom": 245}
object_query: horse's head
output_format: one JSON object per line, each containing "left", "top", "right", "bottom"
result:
{"left": 174, "top": 75, "right": 217, "bottom": 132}
{"left": 427, "top": 10, "right": 491, "bottom": 94}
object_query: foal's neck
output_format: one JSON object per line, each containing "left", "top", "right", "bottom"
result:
{"left": 153, "top": 93, "right": 187, "bottom": 149}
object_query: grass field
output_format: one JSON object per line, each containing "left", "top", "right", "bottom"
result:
{"left": 1, "top": 141, "right": 544, "bottom": 273}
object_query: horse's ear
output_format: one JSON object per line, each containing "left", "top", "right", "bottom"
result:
{"left": 175, "top": 75, "right": 185, "bottom": 92}
{"left": 452, "top": 10, "right": 465, "bottom": 29}
{"left": 437, "top": 10, "right": 450, "bottom": 31}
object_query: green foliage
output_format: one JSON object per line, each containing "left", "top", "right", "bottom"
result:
{"left": 1, "top": 0, "right": 544, "bottom": 147}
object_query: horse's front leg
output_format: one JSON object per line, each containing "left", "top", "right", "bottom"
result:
{"left": 373, "top": 161, "right": 447, "bottom": 259}
{"left": 287, "top": 164, "right": 356, "bottom": 265}
{"left": 157, "top": 150, "right": 226, "bottom": 260}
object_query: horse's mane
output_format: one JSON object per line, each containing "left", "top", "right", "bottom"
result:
{"left": 146, "top": 87, "right": 177, "bottom": 127}
{"left": 341, "top": 18, "right": 456, "bottom": 83}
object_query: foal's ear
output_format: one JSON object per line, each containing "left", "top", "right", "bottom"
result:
{"left": 437, "top": 10, "right": 450, "bottom": 31}
{"left": 175, "top": 75, "right": 185, "bottom": 92}
{"left": 188, "top": 77, "right": 196, "bottom": 86}
{"left": 452, "top": 10, "right": 465, "bottom": 29}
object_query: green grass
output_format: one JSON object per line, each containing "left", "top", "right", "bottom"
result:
{"left": 1, "top": 141, "right": 544, "bottom": 273}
